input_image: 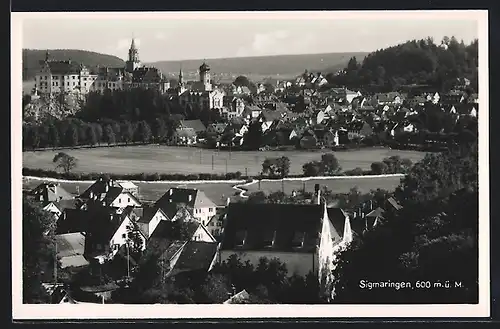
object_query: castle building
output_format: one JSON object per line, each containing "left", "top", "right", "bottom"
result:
{"left": 34, "top": 38, "right": 170, "bottom": 95}
{"left": 177, "top": 62, "right": 225, "bottom": 111}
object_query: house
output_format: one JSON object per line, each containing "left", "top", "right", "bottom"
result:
{"left": 29, "top": 182, "right": 74, "bottom": 203}
{"left": 375, "top": 92, "right": 402, "bottom": 105}
{"left": 167, "top": 241, "right": 219, "bottom": 277}
{"left": 55, "top": 208, "right": 89, "bottom": 235}
{"left": 43, "top": 199, "right": 81, "bottom": 221}
{"left": 125, "top": 205, "right": 168, "bottom": 239}
{"left": 206, "top": 123, "right": 228, "bottom": 135}
{"left": 55, "top": 232, "right": 89, "bottom": 269}
{"left": 172, "top": 127, "right": 197, "bottom": 145}
{"left": 468, "top": 93, "right": 479, "bottom": 104}
{"left": 83, "top": 208, "right": 140, "bottom": 260}
{"left": 139, "top": 216, "right": 217, "bottom": 278}
{"left": 155, "top": 187, "right": 218, "bottom": 226}
{"left": 390, "top": 122, "right": 415, "bottom": 137}
{"left": 79, "top": 176, "right": 142, "bottom": 211}
{"left": 218, "top": 202, "right": 352, "bottom": 279}
{"left": 242, "top": 105, "right": 263, "bottom": 121}
{"left": 108, "top": 208, "right": 148, "bottom": 258}
{"left": 221, "top": 96, "right": 245, "bottom": 119}
{"left": 205, "top": 207, "right": 227, "bottom": 238}
{"left": 179, "top": 119, "right": 206, "bottom": 135}
{"left": 116, "top": 181, "right": 139, "bottom": 197}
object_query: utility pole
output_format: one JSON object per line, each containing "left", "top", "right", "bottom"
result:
{"left": 245, "top": 167, "right": 248, "bottom": 177}
{"left": 200, "top": 149, "right": 202, "bottom": 164}
{"left": 282, "top": 179, "right": 285, "bottom": 194}
{"left": 225, "top": 158, "right": 228, "bottom": 174}
{"left": 212, "top": 154, "right": 214, "bottom": 170}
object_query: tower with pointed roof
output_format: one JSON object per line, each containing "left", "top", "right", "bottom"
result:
{"left": 178, "top": 64, "right": 186, "bottom": 95}
{"left": 125, "top": 37, "right": 141, "bottom": 73}
{"left": 199, "top": 61, "right": 212, "bottom": 91}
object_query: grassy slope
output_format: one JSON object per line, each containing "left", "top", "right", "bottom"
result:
{"left": 23, "top": 145, "right": 426, "bottom": 176}
{"left": 22, "top": 49, "right": 125, "bottom": 81}
{"left": 146, "top": 52, "right": 368, "bottom": 82}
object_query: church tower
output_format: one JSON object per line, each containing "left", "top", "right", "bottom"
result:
{"left": 199, "top": 61, "right": 212, "bottom": 91}
{"left": 125, "top": 37, "right": 141, "bottom": 73}
{"left": 178, "top": 64, "right": 186, "bottom": 95}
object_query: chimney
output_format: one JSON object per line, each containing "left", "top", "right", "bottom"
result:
{"left": 90, "top": 191, "right": 94, "bottom": 199}
{"left": 105, "top": 185, "right": 109, "bottom": 192}
{"left": 169, "top": 189, "right": 173, "bottom": 196}
{"left": 226, "top": 197, "right": 231, "bottom": 206}
{"left": 188, "top": 195, "right": 193, "bottom": 202}
{"left": 316, "top": 188, "right": 321, "bottom": 205}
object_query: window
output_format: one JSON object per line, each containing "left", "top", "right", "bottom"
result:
{"left": 235, "top": 230, "right": 247, "bottom": 246}
{"left": 292, "top": 231, "right": 306, "bottom": 248}
{"left": 128, "top": 197, "right": 130, "bottom": 202}
{"left": 263, "top": 230, "right": 276, "bottom": 247}
{"left": 122, "top": 233, "right": 126, "bottom": 239}
{"left": 118, "top": 198, "right": 121, "bottom": 203}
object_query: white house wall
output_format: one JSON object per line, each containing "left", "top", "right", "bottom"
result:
{"left": 191, "top": 225, "right": 216, "bottom": 243}
{"left": 110, "top": 192, "right": 142, "bottom": 208}
{"left": 193, "top": 207, "right": 217, "bottom": 226}
{"left": 109, "top": 217, "right": 147, "bottom": 256}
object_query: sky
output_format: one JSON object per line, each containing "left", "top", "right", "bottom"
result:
{"left": 20, "top": 11, "right": 480, "bottom": 63}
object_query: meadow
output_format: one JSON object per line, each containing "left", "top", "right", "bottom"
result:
{"left": 23, "top": 145, "right": 427, "bottom": 177}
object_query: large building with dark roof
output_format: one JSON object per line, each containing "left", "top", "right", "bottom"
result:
{"left": 34, "top": 38, "right": 170, "bottom": 96}
{"left": 218, "top": 202, "right": 353, "bottom": 279}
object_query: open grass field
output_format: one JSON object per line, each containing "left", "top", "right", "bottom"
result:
{"left": 244, "top": 176, "right": 404, "bottom": 196}
{"left": 23, "top": 145, "right": 427, "bottom": 176}
{"left": 23, "top": 175, "right": 404, "bottom": 206}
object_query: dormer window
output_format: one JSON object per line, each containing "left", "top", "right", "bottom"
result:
{"left": 263, "top": 231, "right": 276, "bottom": 248}
{"left": 292, "top": 231, "right": 306, "bottom": 248}
{"left": 235, "top": 230, "right": 247, "bottom": 247}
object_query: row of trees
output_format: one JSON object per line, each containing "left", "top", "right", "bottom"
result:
{"left": 22, "top": 116, "right": 181, "bottom": 150}
{"left": 328, "top": 37, "right": 478, "bottom": 93}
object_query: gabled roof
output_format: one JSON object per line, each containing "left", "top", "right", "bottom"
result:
{"left": 220, "top": 203, "right": 347, "bottom": 253}
{"left": 224, "top": 290, "right": 251, "bottom": 304}
{"left": 455, "top": 103, "right": 477, "bottom": 115}
{"left": 30, "top": 182, "right": 74, "bottom": 203}
{"left": 55, "top": 232, "right": 85, "bottom": 258}
{"left": 366, "top": 207, "right": 385, "bottom": 218}
{"left": 155, "top": 188, "right": 216, "bottom": 217}
{"left": 56, "top": 208, "right": 89, "bottom": 234}
{"left": 52, "top": 199, "right": 79, "bottom": 212}
{"left": 180, "top": 119, "right": 206, "bottom": 133}
{"left": 172, "top": 241, "right": 218, "bottom": 273}
{"left": 387, "top": 197, "right": 403, "bottom": 211}
{"left": 44, "top": 60, "right": 82, "bottom": 75}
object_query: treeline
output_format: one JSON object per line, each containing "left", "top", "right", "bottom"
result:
{"left": 328, "top": 36, "right": 478, "bottom": 93}
{"left": 330, "top": 142, "right": 479, "bottom": 303}
{"left": 22, "top": 117, "right": 178, "bottom": 151}
{"left": 77, "top": 88, "right": 221, "bottom": 124}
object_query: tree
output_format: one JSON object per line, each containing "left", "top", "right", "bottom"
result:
{"left": 94, "top": 124, "right": 103, "bottom": 145}
{"left": 125, "top": 223, "right": 144, "bottom": 260}
{"left": 198, "top": 273, "right": 231, "bottom": 304}
{"left": 47, "top": 124, "right": 60, "bottom": 148}
{"left": 23, "top": 197, "right": 56, "bottom": 303}
{"left": 86, "top": 125, "right": 98, "bottom": 146}
{"left": 371, "top": 161, "right": 388, "bottom": 175}
{"left": 134, "top": 120, "right": 152, "bottom": 144}
{"left": 321, "top": 153, "right": 341, "bottom": 175}
{"left": 121, "top": 121, "right": 134, "bottom": 145}
{"left": 53, "top": 152, "right": 78, "bottom": 174}
{"left": 262, "top": 157, "right": 290, "bottom": 178}
{"left": 243, "top": 121, "right": 263, "bottom": 150}
{"left": 64, "top": 124, "right": 79, "bottom": 147}
{"left": 302, "top": 161, "right": 323, "bottom": 177}
{"left": 103, "top": 125, "right": 116, "bottom": 145}
{"left": 25, "top": 126, "right": 41, "bottom": 149}
{"left": 151, "top": 117, "right": 166, "bottom": 143}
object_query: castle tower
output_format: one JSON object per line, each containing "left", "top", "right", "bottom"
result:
{"left": 125, "top": 37, "right": 141, "bottom": 73}
{"left": 199, "top": 61, "right": 212, "bottom": 91}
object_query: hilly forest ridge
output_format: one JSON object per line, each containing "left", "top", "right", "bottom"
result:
{"left": 22, "top": 49, "right": 368, "bottom": 82}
